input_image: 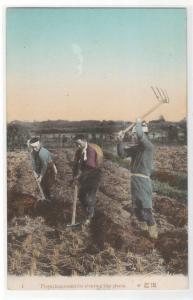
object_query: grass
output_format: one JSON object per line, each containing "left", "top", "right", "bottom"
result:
{"left": 152, "top": 180, "right": 187, "bottom": 202}
{"left": 151, "top": 170, "right": 187, "bottom": 190}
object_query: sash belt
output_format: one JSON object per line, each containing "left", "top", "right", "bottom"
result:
{"left": 131, "top": 173, "right": 150, "bottom": 179}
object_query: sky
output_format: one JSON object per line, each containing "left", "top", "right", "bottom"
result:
{"left": 6, "top": 7, "right": 187, "bottom": 122}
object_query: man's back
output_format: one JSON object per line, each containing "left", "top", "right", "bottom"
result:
{"left": 130, "top": 135, "right": 154, "bottom": 176}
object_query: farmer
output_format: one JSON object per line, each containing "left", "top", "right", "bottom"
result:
{"left": 117, "top": 118, "right": 158, "bottom": 239}
{"left": 72, "top": 135, "right": 103, "bottom": 225}
{"left": 28, "top": 137, "right": 57, "bottom": 201}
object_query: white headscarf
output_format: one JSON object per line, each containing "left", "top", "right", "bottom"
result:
{"left": 82, "top": 142, "right": 88, "bottom": 161}
{"left": 30, "top": 140, "right": 40, "bottom": 147}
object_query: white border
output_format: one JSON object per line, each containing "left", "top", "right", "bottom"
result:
{"left": 0, "top": 0, "right": 193, "bottom": 8}
{"left": 1, "top": 1, "right": 193, "bottom": 299}
{"left": 187, "top": 2, "right": 193, "bottom": 298}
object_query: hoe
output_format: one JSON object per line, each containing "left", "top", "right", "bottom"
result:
{"left": 66, "top": 182, "right": 83, "bottom": 228}
{"left": 27, "top": 143, "right": 46, "bottom": 202}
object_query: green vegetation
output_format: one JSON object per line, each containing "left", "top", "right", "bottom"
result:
{"left": 103, "top": 151, "right": 131, "bottom": 169}
{"left": 152, "top": 180, "right": 187, "bottom": 201}
{"left": 151, "top": 170, "right": 187, "bottom": 190}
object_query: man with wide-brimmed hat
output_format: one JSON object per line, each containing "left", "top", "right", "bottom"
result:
{"left": 117, "top": 119, "right": 158, "bottom": 239}
{"left": 28, "top": 137, "right": 57, "bottom": 201}
{"left": 72, "top": 134, "right": 103, "bottom": 225}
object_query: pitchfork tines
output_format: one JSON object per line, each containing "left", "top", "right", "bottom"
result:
{"left": 151, "top": 86, "right": 169, "bottom": 103}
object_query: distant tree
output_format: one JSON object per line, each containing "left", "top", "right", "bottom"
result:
{"left": 7, "top": 123, "right": 30, "bottom": 150}
{"left": 167, "top": 125, "right": 178, "bottom": 143}
{"left": 158, "top": 115, "right": 166, "bottom": 122}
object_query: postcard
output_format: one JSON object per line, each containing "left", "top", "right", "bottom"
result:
{"left": 4, "top": 1, "right": 191, "bottom": 293}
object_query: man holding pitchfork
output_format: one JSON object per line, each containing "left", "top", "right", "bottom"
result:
{"left": 117, "top": 118, "right": 158, "bottom": 239}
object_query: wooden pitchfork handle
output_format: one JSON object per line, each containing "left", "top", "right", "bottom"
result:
{"left": 118, "top": 86, "right": 169, "bottom": 137}
{"left": 121, "top": 101, "right": 163, "bottom": 135}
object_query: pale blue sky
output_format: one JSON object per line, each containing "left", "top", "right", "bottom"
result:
{"left": 6, "top": 8, "right": 187, "bottom": 121}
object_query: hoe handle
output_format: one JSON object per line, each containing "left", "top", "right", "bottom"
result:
{"left": 33, "top": 171, "right": 46, "bottom": 201}
{"left": 71, "top": 184, "right": 78, "bottom": 225}
{"left": 27, "top": 144, "right": 46, "bottom": 201}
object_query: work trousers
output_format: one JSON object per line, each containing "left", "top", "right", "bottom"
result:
{"left": 134, "top": 200, "right": 155, "bottom": 226}
{"left": 78, "top": 168, "right": 102, "bottom": 219}
{"left": 41, "top": 165, "right": 55, "bottom": 199}
{"left": 131, "top": 176, "right": 155, "bottom": 226}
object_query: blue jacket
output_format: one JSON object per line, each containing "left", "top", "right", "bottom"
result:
{"left": 31, "top": 147, "right": 53, "bottom": 177}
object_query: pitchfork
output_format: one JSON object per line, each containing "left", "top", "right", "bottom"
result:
{"left": 118, "top": 87, "right": 169, "bottom": 137}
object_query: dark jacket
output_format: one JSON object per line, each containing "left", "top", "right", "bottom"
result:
{"left": 73, "top": 144, "right": 99, "bottom": 177}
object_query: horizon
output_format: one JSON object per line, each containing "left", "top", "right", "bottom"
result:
{"left": 7, "top": 116, "right": 186, "bottom": 124}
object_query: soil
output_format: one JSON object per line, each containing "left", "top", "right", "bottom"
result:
{"left": 7, "top": 146, "right": 188, "bottom": 276}
{"left": 154, "top": 145, "right": 187, "bottom": 173}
